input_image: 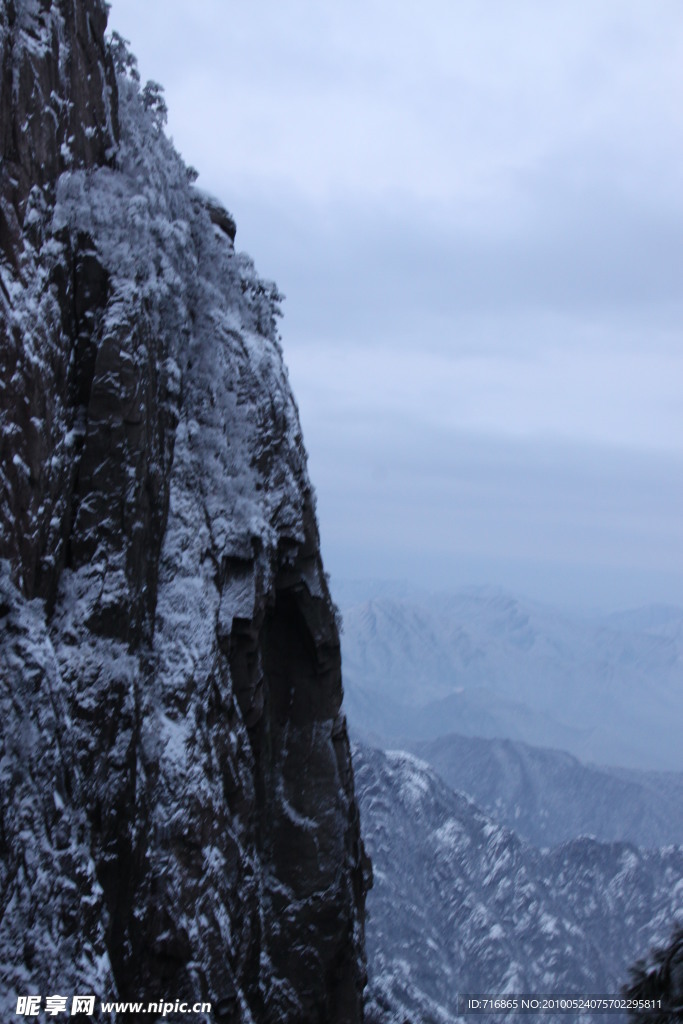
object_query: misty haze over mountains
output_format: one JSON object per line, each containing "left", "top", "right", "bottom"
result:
{"left": 338, "top": 581, "right": 683, "bottom": 1021}
{"left": 407, "top": 733, "right": 683, "bottom": 850}
{"left": 335, "top": 580, "right": 683, "bottom": 772}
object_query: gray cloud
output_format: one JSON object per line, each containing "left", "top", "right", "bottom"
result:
{"left": 310, "top": 426, "right": 683, "bottom": 610}
{"left": 225, "top": 182, "right": 683, "bottom": 347}
{"left": 106, "top": 0, "right": 683, "bottom": 608}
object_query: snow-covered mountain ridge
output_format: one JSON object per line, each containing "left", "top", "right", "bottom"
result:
{"left": 408, "top": 732, "right": 683, "bottom": 849}
{"left": 0, "top": 3, "right": 366, "bottom": 1020}
{"left": 356, "top": 744, "right": 683, "bottom": 1024}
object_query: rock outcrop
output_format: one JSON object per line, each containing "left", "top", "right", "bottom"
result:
{"left": 625, "top": 926, "right": 683, "bottom": 1023}
{"left": 0, "top": 2, "right": 367, "bottom": 1020}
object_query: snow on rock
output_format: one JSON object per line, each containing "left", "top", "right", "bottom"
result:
{"left": 356, "top": 744, "right": 683, "bottom": 1024}
{"left": 0, "top": 2, "right": 367, "bottom": 1020}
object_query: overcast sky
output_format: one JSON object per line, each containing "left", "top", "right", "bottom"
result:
{"left": 107, "top": 0, "right": 683, "bottom": 610}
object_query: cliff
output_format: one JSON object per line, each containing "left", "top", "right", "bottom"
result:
{"left": 0, "top": 1, "right": 368, "bottom": 1020}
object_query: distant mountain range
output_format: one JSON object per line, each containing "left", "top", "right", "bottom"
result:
{"left": 407, "top": 733, "right": 683, "bottom": 848}
{"left": 335, "top": 582, "right": 683, "bottom": 771}
{"left": 356, "top": 745, "right": 683, "bottom": 1024}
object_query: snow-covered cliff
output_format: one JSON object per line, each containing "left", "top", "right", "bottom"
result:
{"left": 0, "top": 2, "right": 368, "bottom": 1020}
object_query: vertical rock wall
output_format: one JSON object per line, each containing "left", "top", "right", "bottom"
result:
{"left": 0, "top": 2, "right": 368, "bottom": 1020}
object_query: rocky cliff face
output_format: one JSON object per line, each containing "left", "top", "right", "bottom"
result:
{"left": 0, "top": 2, "right": 368, "bottom": 1020}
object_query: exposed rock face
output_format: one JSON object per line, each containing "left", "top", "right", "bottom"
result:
{"left": 0, "top": 2, "right": 367, "bottom": 1020}
{"left": 0, "top": 0, "right": 117, "bottom": 269}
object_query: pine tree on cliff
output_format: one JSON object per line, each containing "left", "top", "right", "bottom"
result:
{"left": 625, "top": 926, "right": 683, "bottom": 1022}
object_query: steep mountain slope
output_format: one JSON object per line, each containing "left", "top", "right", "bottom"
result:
{"left": 0, "top": 3, "right": 367, "bottom": 1020}
{"left": 408, "top": 733, "right": 683, "bottom": 848}
{"left": 337, "top": 585, "right": 683, "bottom": 770}
{"left": 356, "top": 745, "right": 683, "bottom": 1024}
